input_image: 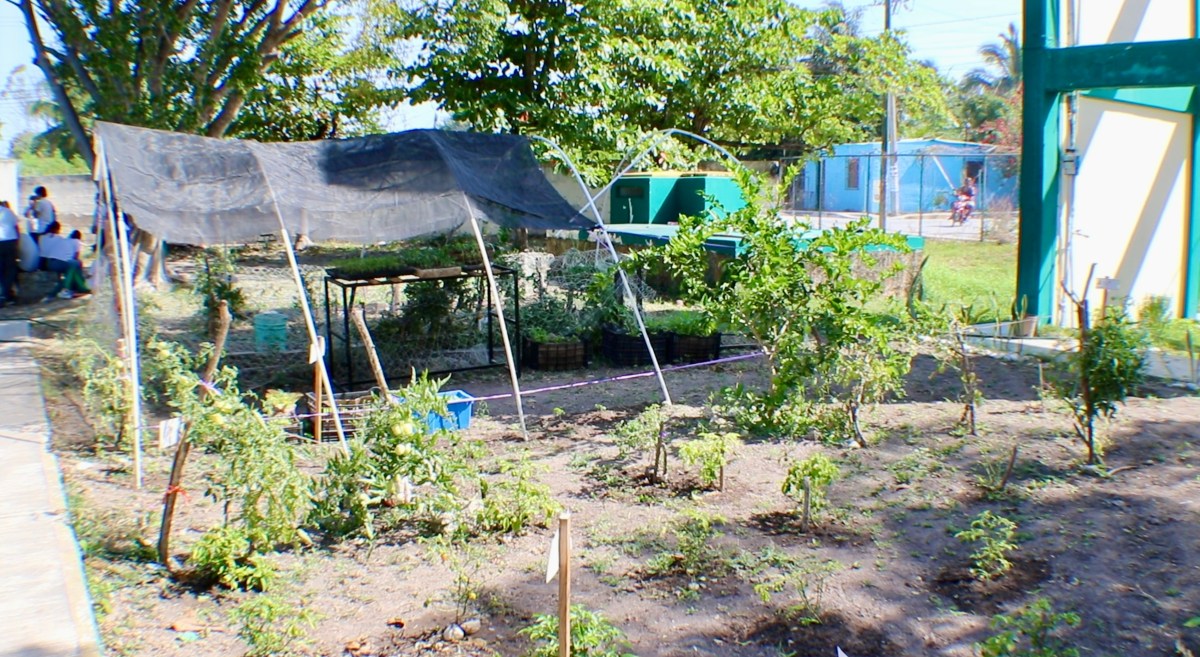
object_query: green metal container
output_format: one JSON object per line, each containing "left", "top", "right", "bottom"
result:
{"left": 254, "top": 311, "right": 288, "bottom": 353}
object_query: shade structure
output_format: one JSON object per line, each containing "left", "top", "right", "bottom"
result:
{"left": 93, "top": 122, "right": 594, "bottom": 245}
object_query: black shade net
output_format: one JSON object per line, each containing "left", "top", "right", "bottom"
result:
{"left": 94, "top": 122, "right": 595, "bottom": 246}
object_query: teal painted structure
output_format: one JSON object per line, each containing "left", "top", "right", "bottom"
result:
{"left": 609, "top": 173, "right": 746, "bottom": 224}
{"left": 1019, "top": 0, "right": 1200, "bottom": 319}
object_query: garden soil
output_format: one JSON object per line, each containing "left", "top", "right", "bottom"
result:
{"left": 33, "top": 327, "right": 1200, "bottom": 657}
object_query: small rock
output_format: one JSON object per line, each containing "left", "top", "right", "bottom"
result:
{"left": 460, "top": 619, "right": 482, "bottom": 635}
{"left": 443, "top": 624, "right": 466, "bottom": 642}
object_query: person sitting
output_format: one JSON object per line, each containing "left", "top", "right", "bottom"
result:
{"left": 38, "top": 222, "right": 90, "bottom": 300}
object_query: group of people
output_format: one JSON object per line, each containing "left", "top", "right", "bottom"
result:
{"left": 0, "top": 186, "right": 90, "bottom": 307}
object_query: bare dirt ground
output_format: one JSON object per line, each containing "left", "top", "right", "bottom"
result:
{"left": 31, "top": 323, "right": 1200, "bottom": 657}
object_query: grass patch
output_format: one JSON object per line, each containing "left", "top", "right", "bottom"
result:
{"left": 919, "top": 239, "right": 1016, "bottom": 318}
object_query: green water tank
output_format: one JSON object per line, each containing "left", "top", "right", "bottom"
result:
{"left": 674, "top": 173, "right": 746, "bottom": 218}
{"left": 609, "top": 173, "right": 745, "bottom": 224}
{"left": 609, "top": 174, "right": 680, "bottom": 224}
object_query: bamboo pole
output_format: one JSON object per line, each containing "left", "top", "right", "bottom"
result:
{"left": 312, "top": 363, "right": 323, "bottom": 440}
{"left": 557, "top": 512, "right": 571, "bottom": 657}
{"left": 251, "top": 155, "right": 350, "bottom": 455}
{"left": 464, "top": 204, "right": 528, "bottom": 438}
{"left": 98, "top": 143, "right": 146, "bottom": 489}
{"left": 350, "top": 306, "right": 391, "bottom": 396}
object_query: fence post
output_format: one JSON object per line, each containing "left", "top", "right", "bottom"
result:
{"left": 817, "top": 159, "right": 825, "bottom": 229}
{"left": 918, "top": 155, "right": 925, "bottom": 237}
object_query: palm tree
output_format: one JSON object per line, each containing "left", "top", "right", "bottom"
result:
{"left": 962, "top": 23, "right": 1021, "bottom": 96}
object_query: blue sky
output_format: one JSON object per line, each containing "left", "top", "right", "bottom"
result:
{"left": 0, "top": 0, "right": 1021, "bottom": 150}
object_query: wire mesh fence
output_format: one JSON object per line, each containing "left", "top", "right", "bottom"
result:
{"left": 780, "top": 150, "right": 1020, "bottom": 242}
{"left": 83, "top": 241, "right": 642, "bottom": 395}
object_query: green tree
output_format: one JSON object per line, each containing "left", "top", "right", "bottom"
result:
{"left": 962, "top": 23, "right": 1022, "bottom": 96}
{"left": 648, "top": 169, "right": 911, "bottom": 438}
{"left": 17, "top": 0, "right": 396, "bottom": 151}
{"left": 371, "top": 0, "right": 949, "bottom": 181}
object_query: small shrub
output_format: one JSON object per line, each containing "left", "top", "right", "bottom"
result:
{"left": 423, "top": 535, "right": 489, "bottom": 623}
{"left": 613, "top": 404, "right": 669, "bottom": 481}
{"left": 1137, "top": 295, "right": 1172, "bottom": 345}
{"left": 476, "top": 457, "right": 562, "bottom": 534}
{"left": 231, "top": 593, "right": 318, "bottom": 657}
{"left": 955, "top": 510, "right": 1018, "bottom": 582}
{"left": 978, "top": 597, "right": 1080, "bottom": 657}
{"left": 520, "top": 604, "right": 634, "bottom": 657}
{"left": 194, "top": 248, "right": 247, "bottom": 320}
{"left": 781, "top": 453, "right": 840, "bottom": 520}
{"left": 746, "top": 552, "right": 839, "bottom": 626}
{"left": 68, "top": 338, "right": 132, "bottom": 449}
{"left": 310, "top": 374, "right": 482, "bottom": 539}
{"left": 189, "top": 525, "right": 276, "bottom": 591}
{"left": 646, "top": 510, "right": 729, "bottom": 584}
{"left": 1058, "top": 306, "right": 1147, "bottom": 464}
{"left": 678, "top": 431, "right": 742, "bottom": 490}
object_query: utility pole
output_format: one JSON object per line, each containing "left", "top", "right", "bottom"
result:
{"left": 878, "top": 0, "right": 894, "bottom": 231}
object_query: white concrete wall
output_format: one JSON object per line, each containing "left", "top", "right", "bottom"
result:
{"left": 1070, "top": 0, "right": 1192, "bottom": 46}
{"left": 541, "top": 164, "right": 610, "bottom": 223}
{"left": 1065, "top": 97, "right": 1190, "bottom": 314}
{"left": 0, "top": 160, "right": 18, "bottom": 209}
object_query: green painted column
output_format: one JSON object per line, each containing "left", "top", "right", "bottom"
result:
{"left": 1186, "top": 2, "right": 1200, "bottom": 318}
{"left": 1017, "top": 0, "right": 1061, "bottom": 319}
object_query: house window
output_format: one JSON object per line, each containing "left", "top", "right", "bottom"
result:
{"left": 846, "top": 157, "right": 860, "bottom": 190}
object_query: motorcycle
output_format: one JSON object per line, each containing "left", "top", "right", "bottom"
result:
{"left": 949, "top": 194, "right": 975, "bottom": 226}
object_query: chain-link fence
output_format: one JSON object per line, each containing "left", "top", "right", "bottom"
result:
{"left": 780, "top": 151, "right": 1019, "bottom": 242}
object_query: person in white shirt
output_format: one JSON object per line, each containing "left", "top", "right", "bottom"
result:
{"left": 39, "top": 222, "right": 89, "bottom": 300}
{"left": 23, "top": 186, "right": 56, "bottom": 238}
{"left": 0, "top": 200, "right": 18, "bottom": 304}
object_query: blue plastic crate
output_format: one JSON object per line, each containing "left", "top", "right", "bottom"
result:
{"left": 426, "top": 390, "right": 474, "bottom": 432}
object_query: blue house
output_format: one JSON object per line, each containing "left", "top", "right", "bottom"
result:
{"left": 790, "top": 138, "right": 1019, "bottom": 215}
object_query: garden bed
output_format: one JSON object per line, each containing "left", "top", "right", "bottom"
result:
{"left": 34, "top": 333, "right": 1200, "bottom": 657}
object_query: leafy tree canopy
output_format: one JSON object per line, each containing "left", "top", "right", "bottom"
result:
{"left": 370, "top": 0, "right": 949, "bottom": 181}
{"left": 16, "top": 0, "right": 401, "bottom": 157}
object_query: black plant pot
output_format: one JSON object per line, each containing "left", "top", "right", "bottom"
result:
{"left": 600, "top": 325, "right": 672, "bottom": 367}
{"left": 522, "top": 338, "right": 590, "bottom": 371}
{"left": 670, "top": 332, "right": 721, "bottom": 364}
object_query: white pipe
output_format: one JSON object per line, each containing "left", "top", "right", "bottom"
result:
{"left": 529, "top": 135, "right": 673, "bottom": 405}
{"left": 96, "top": 138, "right": 144, "bottom": 489}
{"left": 463, "top": 202, "right": 528, "bottom": 438}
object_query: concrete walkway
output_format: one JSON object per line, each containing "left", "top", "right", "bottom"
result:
{"left": 0, "top": 320, "right": 102, "bottom": 657}
{"left": 968, "top": 331, "right": 1200, "bottom": 386}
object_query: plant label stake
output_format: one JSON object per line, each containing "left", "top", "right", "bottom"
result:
{"left": 545, "top": 512, "right": 571, "bottom": 657}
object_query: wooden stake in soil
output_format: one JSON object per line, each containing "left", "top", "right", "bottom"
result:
{"left": 1187, "top": 330, "right": 1196, "bottom": 385}
{"left": 801, "top": 477, "right": 812, "bottom": 533}
{"left": 157, "top": 300, "right": 231, "bottom": 568}
{"left": 350, "top": 306, "right": 392, "bottom": 397}
{"left": 557, "top": 512, "right": 571, "bottom": 657}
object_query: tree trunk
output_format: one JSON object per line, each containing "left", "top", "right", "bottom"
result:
{"left": 18, "top": 0, "right": 95, "bottom": 169}
{"left": 133, "top": 232, "right": 171, "bottom": 289}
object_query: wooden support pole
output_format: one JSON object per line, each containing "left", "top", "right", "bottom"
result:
{"left": 350, "top": 306, "right": 391, "bottom": 396}
{"left": 312, "top": 363, "right": 323, "bottom": 441}
{"left": 157, "top": 301, "right": 231, "bottom": 568}
{"left": 557, "top": 512, "right": 571, "bottom": 657}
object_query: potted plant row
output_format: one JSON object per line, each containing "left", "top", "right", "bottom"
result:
{"left": 326, "top": 236, "right": 488, "bottom": 281}
{"left": 649, "top": 310, "right": 721, "bottom": 364}
{"left": 521, "top": 295, "right": 590, "bottom": 370}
